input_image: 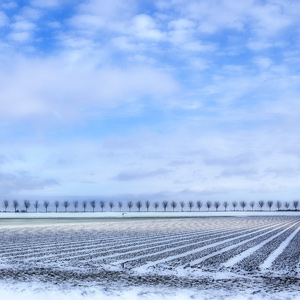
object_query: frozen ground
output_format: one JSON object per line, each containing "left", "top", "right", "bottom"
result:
{"left": 1, "top": 283, "right": 300, "bottom": 300}
{"left": 0, "top": 215, "right": 299, "bottom": 299}
{"left": 1, "top": 211, "right": 300, "bottom": 220}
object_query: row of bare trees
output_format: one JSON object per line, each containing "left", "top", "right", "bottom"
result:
{"left": 1, "top": 199, "right": 299, "bottom": 213}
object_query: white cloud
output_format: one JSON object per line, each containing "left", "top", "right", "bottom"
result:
{"left": 160, "top": 0, "right": 298, "bottom": 39}
{"left": 68, "top": 0, "right": 135, "bottom": 34}
{"left": 167, "top": 29, "right": 192, "bottom": 45}
{"left": 8, "top": 31, "right": 32, "bottom": 42}
{"left": 250, "top": 2, "right": 292, "bottom": 36}
{"left": 131, "top": 14, "right": 165, "bottom": 41}
{"left": 182, "top": 41, "right": 215, "bottom": 52}
{"left": 0, "top": 154, "right": 9, "bottom": 164}
{"left": 0, "top": 56, "right": 179, "bottom": 121}
{"left": 47, "top": 21, "right": 60, "bottom": 28}
{"left": 30, "top": 0, "right": 60, "bottom": 8}
{"left": 113, "top": 168, "right": 171, "bottom": 181}
{"left": 19, "top": 7, "right": 42, "bottom": 21}
{"left": 253, "top": 56, "right": 272, "bottom": 69}
{"left": 203, "top": 153, "right": 256, "bottom": 166}
{"left": 1, "top": 1, "right": 18, "bottom": 10}
{"left": 11, "top": 20, "right": 36, "bottom": 31}
{"left": 168, "top": 18, "right": 195, "bottom": 30}
{"left": 0, "top": 171, "right": 59, "bottom": 194}
{"left": 1, "top": 0, "right": 300, "bottom": 201}
{"left": 111, "top": 36, "right": 137, "bottom": 51}
{"left": 7, "top": 13, "right": 38, "bottom": 44}
{"left": 68, "top": 14, "right": 105, "bottom": 31}
{"left": 0, "top": 11, "right": 9, "bottom": 27}
{"left": 78, "top": 0, "right": 135, "bottom": 17}
{"left": 247, "top": 40, "right": 276, "bottom": 51}
{"left": 264, "top": 166, "right": 300, "bottom": 178}
{"left": 182, "top": 0, "right": 251, "bottom": 33}
{"left": 219, "top": 168, "right": 258, "bottom": 179}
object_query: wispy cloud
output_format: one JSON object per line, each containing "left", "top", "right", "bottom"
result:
{"left": 0, "top": 172, "right": 59, "bottom": 194}
{"left": 113, "top": 168, "right": 171, "bottom": 181}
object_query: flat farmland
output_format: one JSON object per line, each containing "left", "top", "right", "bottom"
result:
{"left": 0, "top": 216, "right": 299, "bottom": 295}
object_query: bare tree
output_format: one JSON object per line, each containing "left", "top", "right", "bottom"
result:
{"left": 127, "top": 201, "right": 133, "bottom": 212}
{"left": 109, "top": 201, "right": 115, "bottom": 212}
{"left": 44, "top": 201, "right": 50, "bottom": 213}
{"left": 82, "top": 201, "right": 87, "bottom": 212}
{"left": 100, "top": 201, "right": 105, "bottom": 212}
{"left": 180, "top": 201, "right": 185, "bottom": 212}
{"left": 258, "top": 200, "right": 264, "bottom": 211}
{"left": 118, "top": 201, "right": 123, "bottom": 212}
{"left": 12, "top": 200, "right": 19, "bottom": 212}
{"left": 223, "top": 201, "right": 228, "bottom": 211}
{"left": 276, "top": 201, "right": 282, "bottom": 211}
{"left": 153, "top": 202, "right": 159, "bottom": 212}
{"left": 90, "top": 200, "right": 96, "bottom": 212}
{"left": 197, "top": 201, "right": 202, "bottom": 212}
{"left": 232, "top": 201, "right": 237, "bottom": 211}
{"left": 3, "top": 200, "right": 9, "bottom": 212}
{"left": 54, "top": 200, "right": 59, "bottom": 213}
{"left": 162, "top": 201, "right": 169, "bottom": 212}
{"left": 214, "top": 201, "right": 220, "bottom": 212}
{"left": 188, "top": 201, "right": 194, "bottom": 212}
{"left": 293, "top": 200, "right": 299, "bottom": 211}
{"left": 284, "top": 201, "right": 290, "bottom": 210}
{"left": 63, "top": 200, "right": 70, "bottom": 212}
{"left": 135, "top": 200, "right": 142, "bottom": 212}
{"left": 250, "top": 201, "right": 255, "bottom": 211}
{"left": 33, "top": 200, "right": 39, "bottom": 213}
{"left": 73, "top": 200, "right": 79, "bottom": 212}
{"left": 171, "top": 201, "right": 177, "bottom": 212}
{"left": 206, "top": 201, "right": 212, "bottom": 212}
{"left": 240, "top": 201, "right": 247, "bottom": 211}
{"left": 145, "top": 200, "right": 150, "bottom": 212}
{"left": 267, "top": 200, "right": 273, "bottom": 211}
{"left": 23, "top": 200, "right": 30, "bottom": 213}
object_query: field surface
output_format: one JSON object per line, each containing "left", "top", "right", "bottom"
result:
{"left": 0, "top": 216, "right": 300, "bottom": 299}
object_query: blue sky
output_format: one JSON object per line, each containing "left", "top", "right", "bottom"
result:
{"left": 1, "top": 0, "right": 300, "bottom": 202}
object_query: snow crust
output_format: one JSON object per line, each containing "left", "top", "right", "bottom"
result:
{"left": 260, "top": 226, "right": 300, "bottom": 269}
{"left": 1, "top": 284, "right": 300, "bottom": 300}
{"left": 1, "top": 216, "right": 299, "bottom": 300}
{"left": 223, "top": 220, "right": 299, "bottom": 267}
{"left": 0, "top": 211, "right": 299, "bottom": 219}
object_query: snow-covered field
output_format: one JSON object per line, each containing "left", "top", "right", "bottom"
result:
{"left": 0, "top": 215, "right": 299, "bottom": 299}
{"left": 1, "top": 211, "right": 300, "bottom": 219}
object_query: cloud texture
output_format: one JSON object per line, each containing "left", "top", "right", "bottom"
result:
{"left": 0, "top": 0, "right": 300, "bottom": 201}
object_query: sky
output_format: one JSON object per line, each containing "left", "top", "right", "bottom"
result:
{"left": 0, "top": 0, "right": 300, "bottom": 203}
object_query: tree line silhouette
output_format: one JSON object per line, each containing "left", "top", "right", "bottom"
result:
{"left": 1, "top": 199, "right": 299, "bottom": 213}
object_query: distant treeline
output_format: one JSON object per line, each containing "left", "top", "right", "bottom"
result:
{"left": 1, "top": 199, "right": 299, "bottom": 213}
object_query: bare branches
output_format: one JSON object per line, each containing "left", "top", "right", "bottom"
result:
{"left": 206, "top": 201, "right": 212, "bottom": 212}
{"left": 63, "top": 201, "right": 70, "bottom": 212}
{"left": 44, "top": 201, "right": 50, "bottom": 213}
{"left": 127, "top": 201, "right": 133, "bottom": 212}
{"left": 162, "top": 201, "right": 168, "bottom": 212}
{"left": 214, "top": 201, "right": 220, "bottom": 212}
{"left": 90, "top": 200, "right": 96, "bottom": 212}
{"left": 135, "top": 201, "right": 142, "bottom": 212}
{"left": 24, "top": 200, "right": 31, "bottom": 213}
{"left": 12, "top": 200, "right": 19, "bottom": 212}
{"left": 34, "top": 200, "right": 40, "bottom": 213}
{"left": 188, "top": 201, "right": 194, "bottom": 212}
{"left": 54, "top": 201, "right": 59, "bottom": 213}
{"left": 171, "top": 201, "right": 177, "bottom": 212}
